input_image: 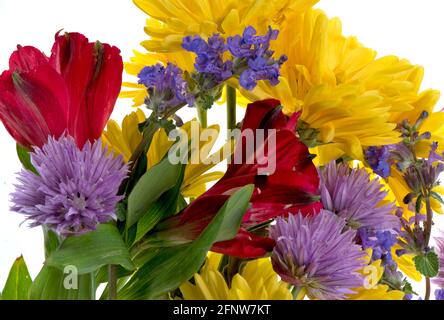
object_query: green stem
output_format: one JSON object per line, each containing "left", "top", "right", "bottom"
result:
{"left": 226, "top": 85, "right": 237, "bottom": 134}
{"left": 197, "top": 106, "right": 208, "bottom": 129}
{"left": 108, "top": 265, "right": 117, "bottom": 300}
{"left": 424, "top": 195, "right": 434, "bottom": 300}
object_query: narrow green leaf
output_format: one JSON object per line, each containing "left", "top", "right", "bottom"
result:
{"left": 29, "top": 266, "right": 94, "bottom": 300}
{"left": 46, "top": 224, "right": 134, "bottom": 274}
{"left": 118, "top": 185, "right": 254, "bottom": 299}
{"left": 133, "top": 165, "right": 185, "bottom": 244}
{"left": 413, "top": 251, "right": 439, "bottom": 277}
{"left": 127, "top": 157, "right": 183, "bottom": 227}
{"left": 430, "top": 191, "right": 444, "bottom": 205}
{"left": 1, "top": 256, "right": 32, "bottom": 300}
{"left": 16, "top": 144, "right": 37, "bottom": 174}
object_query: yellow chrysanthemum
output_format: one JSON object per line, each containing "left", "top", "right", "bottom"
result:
{"left": 348, "top": 260, "right": 404, "bottom": 300}
{"left": 240, "top": 9, "right": 439, "bottom": 165}
{"left": 180, "top": 253, "right": 292, "bottom": 300}
{"left": 121, "top": 0, "right": 318, "bottom": 106}
{"left": 102, "top": 110, "right": 225, "bottom": 198}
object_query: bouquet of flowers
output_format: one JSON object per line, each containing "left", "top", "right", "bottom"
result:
{"left": 0, "top": 0, "right": 443, "bottom": 301}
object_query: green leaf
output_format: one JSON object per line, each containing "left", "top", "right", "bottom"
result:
{"left": 127, "top": 157, "right": 183, "bottom": 228}
{"left": 118, "top": 184, "right": 254, "bottom": 299}
{"left": 46, "top": 224, "right": 134, "bottom": 274}
{"left": 43, "top": 226, "right": 61, "bottom": 259}
{"left": 16, "top": 144, "right": 37, "bottom": 174}
{"left": 133, "top": 165, "right": 185, "bottom": 244}
{"left": 413, "top": 251, "right": 439, "bottom": 277}
{"left": 29, "top": 266, "right": 94, "bottom": 300}
{"left": 1, "top": 256, "right": 32, "bottom": 300}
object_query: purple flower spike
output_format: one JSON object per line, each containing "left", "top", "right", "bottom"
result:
{"left": 138, "top": 63, "right": 194, "bottom": 114}
{"left": 270, "top": 210, "right": 366, "bottom": 300}
{"left": 11, "top": 136, "right": 128, "bottom": 236}
{"left": 319, "top": 161, "right": 400, "bottom": 231}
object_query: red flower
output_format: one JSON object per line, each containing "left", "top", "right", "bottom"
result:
{"left": 0, "top": 32, "right": 123, "bottom": 148}
{"left": 155, "top": 99, "right": 322, "bottom": 258}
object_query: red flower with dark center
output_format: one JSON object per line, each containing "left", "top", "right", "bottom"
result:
{"left": 154, "top": 99, "right": 322, "bottom": 258}
{"left": 0, "top": 32, "right": 123, "bottom": 149}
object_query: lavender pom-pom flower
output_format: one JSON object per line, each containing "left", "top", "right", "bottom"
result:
{"left": 319, "top": 161, "right": 399, "bottom": 231}
{"left": 270, "top": 210, "right": 366, "bottom": 300}
{"left": 11, "top": 136, "right": 128, "bottom": 236}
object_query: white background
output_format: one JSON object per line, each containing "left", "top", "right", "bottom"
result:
{"left": 0, "top": 0, "right": 443, "bottom": 298}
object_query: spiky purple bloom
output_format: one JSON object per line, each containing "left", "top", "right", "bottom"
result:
{"left": 433, "top": 233, "right": 444, "bottom": 289}
{"left": 182, "top": 34, "right": 233, "bottom": 85}
{"left": 11, "top": 136, "right": 128, "bottom": 236}
{"left": 270, "top": 210, "right": 366, "bottom": 300}
{"left": 365, "top": 146, "right": 392, "bottom": 178}
{"left": 319, "top": 161, "right": 399, "bottom": 231}
{"left": 227, "top": 26, "right": 287, "bottom": 90}
{"left": 138, "top": 63, "right": 194, "bottom": 115}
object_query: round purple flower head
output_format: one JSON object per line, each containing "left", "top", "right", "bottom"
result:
{"left": 11, "top": 136, "right": 128, "bottom": 236}
{"left": 319, "top": 161, "right": 399, "bottom": 231}
{"left": 270, "top": 210, "right": 366, "bottom": 300}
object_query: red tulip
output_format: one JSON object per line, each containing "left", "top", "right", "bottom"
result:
{"left": 154, "top": 99, "right": 322, "bottom": 258}
{"left": 0, "top": 32, "right": 123, "bottom": 149}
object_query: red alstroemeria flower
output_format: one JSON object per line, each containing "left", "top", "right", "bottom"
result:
{"left": 154, "top": 99, "right": 322, "bottom": 258}
{"left": 0, "top": 32, "right": 123, "bottom": 148}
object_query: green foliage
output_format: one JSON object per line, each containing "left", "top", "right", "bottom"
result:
{"left": 1, "top": 256, "right": 32, "bottom": 300}
{"left": 117, "top": 185, "right": 254, "bottom": 299}
{"left": 413, "top": 251, "right": 439, "bottom": 277}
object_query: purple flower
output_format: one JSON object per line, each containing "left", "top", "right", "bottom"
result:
{"left": 319, "top": 161, "right": 400, "bottom": 231}
{"left": 433, "top": 232, "right": 444, "bottom": 289}
{"left": 227, "top": 26, "right": 287, "bottom": 90}
{"left": 365, "top": 146, "right": 392, "bottom": 178}
{"left": 359, "top": 229, "right": 398, "bottom": 266}
{"left": 138, "top": 63, "right": 194, "bottom": 114}
{"left": 11, "top": 136, "right": 128, "bottom": 236}
{"left": 435, "top": 289, "right": 444, "bottom": 300}
{"left": 428, "top": 142, "right": 444, "bottom": 164}
{"left": 182, "top": 34, "right": 233, "bottom": 86}
{"left": 270, "top": 210, "right": 366, "bottom": 300}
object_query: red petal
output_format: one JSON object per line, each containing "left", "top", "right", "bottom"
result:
{"left": 0, "top": 65, "right": 69, "bottom": 148}
{"left": 9, "top": 46, "right": 49, "bottom": 73}
{"left": 212, "top": 229, "right": 275, "bottom": 259}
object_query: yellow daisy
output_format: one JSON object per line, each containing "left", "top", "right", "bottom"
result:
{"left": 121, "top": 0, "right": 318, "bottom": 106}
{"left": 180, "top": 253, "right": 292, "bottom": 300}
{"left": 240, "top": 9, "right": 439, "bottom": 165}
{"left": 102, "top": 110, "right": 225, "bottom": 198}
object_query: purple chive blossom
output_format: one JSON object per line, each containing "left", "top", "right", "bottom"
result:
{"left": 433, "top": 232, "right": 444, "bottom": 290}
{"left": 227, "top": 26, "right": 287, "bottom": 90}
{"left": 270, "top": 210, "right": 366, "bottom": 300}
{"left": 138, "top": 63, "right": 194, "bottom": 114}
{"left": 319, "top": 161, "right": 400, "bottom": 231}
{"left": 11, "top": 136, "right": 128, "bottom": 236}
{"left": 365, "top": 146, "right": 392, "bottom": 178}
{"left": 182, "top": 34, "right": 233, "bottom": 84}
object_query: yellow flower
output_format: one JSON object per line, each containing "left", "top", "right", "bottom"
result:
{"left": 240, "top": 9, "right": 439, "bottom": 165}
{"left": 121, "top": 0, "right": 318, "bottom": 106}
{"left": 180, "top": 253, "right": 292, "bottom": 300}
{"left": 102, "top": 110, "right": 225, "bottom": 198}
{"left": 348, "top": 260, "right": 404, "bottom": 300}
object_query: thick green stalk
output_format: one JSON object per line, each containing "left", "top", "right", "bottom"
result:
{"left": 197, "top": 106, "right": 208, "bottom": 129}
{"left": 226, "top": 85, "right": 237, "bottom": 134}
